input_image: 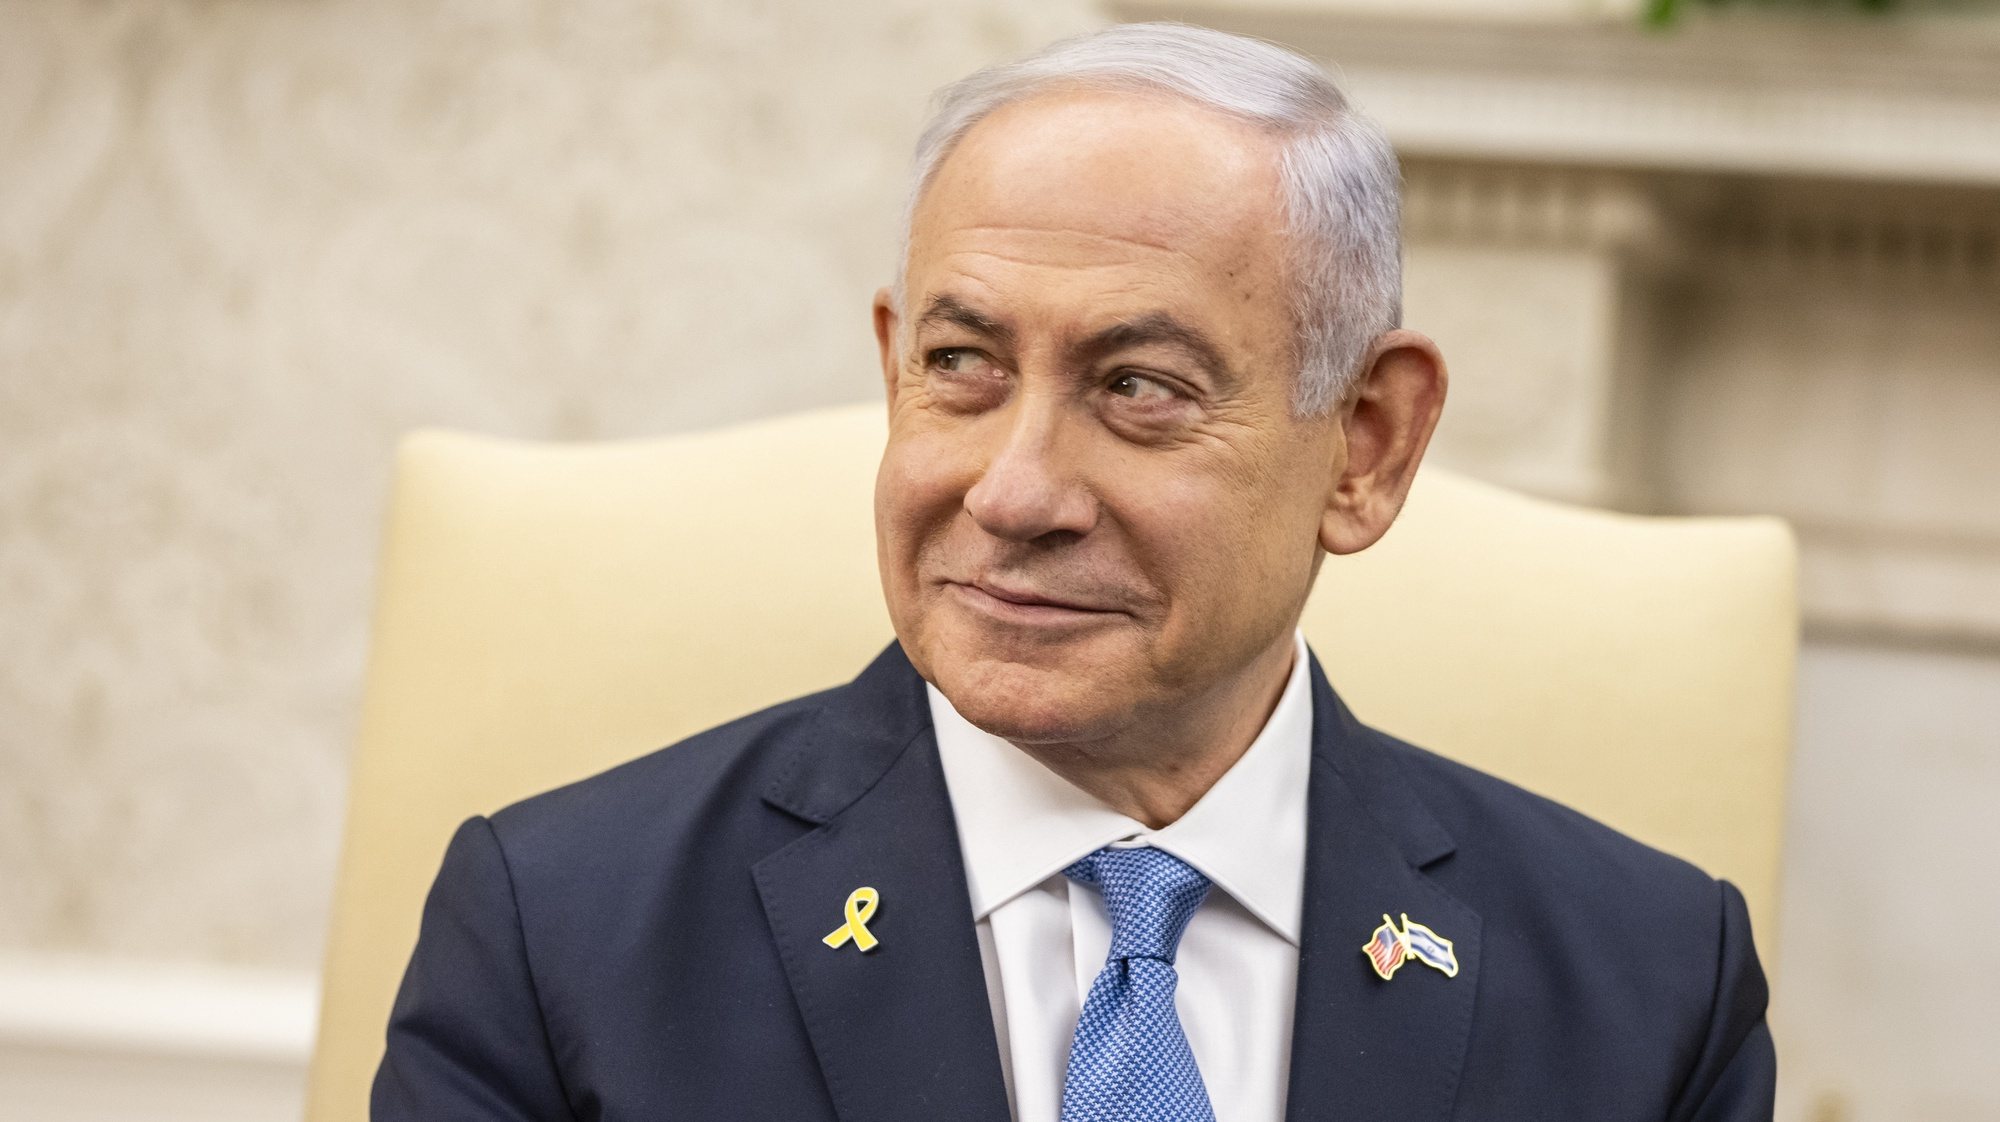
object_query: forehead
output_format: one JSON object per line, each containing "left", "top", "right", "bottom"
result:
{"left": 907, "top": 89, "right": 1290, "bottom": 324}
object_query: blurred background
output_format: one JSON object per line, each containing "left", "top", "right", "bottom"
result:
{"left": 1, "top": 0, "right": 1994, "bottom": 1118}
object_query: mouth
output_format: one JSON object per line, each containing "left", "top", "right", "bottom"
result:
{"left": 946, "top": 579, "right": 1124, "bottom": 625}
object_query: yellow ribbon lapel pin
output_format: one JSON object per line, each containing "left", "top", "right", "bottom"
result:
{"left": 1362, "top": 912, "right": 1459, "bottom": 980}
{"left": 822, "top": 886, "right": 881, "bottom": 953}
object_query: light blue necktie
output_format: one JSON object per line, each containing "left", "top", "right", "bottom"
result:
{"left": 1060, "top": 845, "right": 1217, "bottom": 1122}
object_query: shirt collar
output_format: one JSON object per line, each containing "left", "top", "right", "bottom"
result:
{"left": 931, "top": 631, "right": 1313, "bottom": 945}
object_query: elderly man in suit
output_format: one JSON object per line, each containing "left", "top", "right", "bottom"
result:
{"left": 373, "top": 22, "right": 1774, "bottom": 1122}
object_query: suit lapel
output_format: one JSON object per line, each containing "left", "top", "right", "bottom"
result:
{"left": 1286, "top": 657, "right": 1482, "bottom": 1122}
{"left": 753, "top": 644, "right": 1011, "bottom": 1122}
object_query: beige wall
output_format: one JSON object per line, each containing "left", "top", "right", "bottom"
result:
{"left": 3, "top": 2, "right": 1996, "bottom": 1120}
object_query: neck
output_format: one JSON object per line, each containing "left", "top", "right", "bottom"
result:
{"left": 1009, "top": 635, "right": 1298, "bottom": 829}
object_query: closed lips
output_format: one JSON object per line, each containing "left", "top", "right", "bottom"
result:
{"left": 962, "top": 580, "right": 1118, "bottom": 613}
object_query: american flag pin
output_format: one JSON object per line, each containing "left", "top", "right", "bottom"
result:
{"left": 1363, "top": 913, "right": 1459, "bottom": 980}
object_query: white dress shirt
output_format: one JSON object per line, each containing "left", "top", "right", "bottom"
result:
{"left": 930, "top": 631, "right": 1314, "bottom": 1122}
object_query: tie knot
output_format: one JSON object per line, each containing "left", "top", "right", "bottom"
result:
{"left": 1064, "top": 845, "right": 1211, "bottom": 963}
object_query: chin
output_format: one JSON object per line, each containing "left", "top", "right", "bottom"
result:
{"left": 921, "top": 632, "right": 1141, "bottom": 747}
{"left": 944, "top": 664, "right": 1124, "bottom": 745}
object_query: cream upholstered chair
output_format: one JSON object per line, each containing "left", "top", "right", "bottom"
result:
{"left": 305, "top": 403, "right": 1797, "bottom": 1121}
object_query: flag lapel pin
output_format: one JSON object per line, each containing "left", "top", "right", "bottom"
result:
{"left": 1362, "top": 912, "right": 1459, "bottom": 980}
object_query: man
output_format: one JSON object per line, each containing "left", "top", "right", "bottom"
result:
{"left": 374, "top": 23, "right": 1773, "bottom": 1122}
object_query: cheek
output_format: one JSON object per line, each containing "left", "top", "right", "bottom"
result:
{"left": 1114, "top": 466, "right": 1254, "bottom": 595}
{"left": 876, "top": 430, "right": 970, "bottom": 566}
{"left": 1115, "top": 452, "right": 1320, "bottom": 620}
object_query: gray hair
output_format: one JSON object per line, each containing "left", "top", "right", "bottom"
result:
{"left": 895, "top": 22, "right": 1403, "bottom": 415}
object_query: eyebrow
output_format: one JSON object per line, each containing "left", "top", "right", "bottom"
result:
{"left": 1080, "top": 313, "right": 1234, "bottom": 389}
{"left": 918, "top": 295, "right": 1015, "bottom": 350}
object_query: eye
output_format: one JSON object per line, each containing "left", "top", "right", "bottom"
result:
{"left": 1106, "top": 372, "right": 1180, "bottom": 403}
{"left": 926, "top": 347, "right": 995, "bottom": 377}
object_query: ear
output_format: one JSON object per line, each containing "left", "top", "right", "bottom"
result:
{"left": 1319, "top": 329, "right": 1448, "bottom": 556}
{"left": 873, "top": 287, "right": 901, "bottom": 408}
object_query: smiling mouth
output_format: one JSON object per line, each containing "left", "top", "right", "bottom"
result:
{"left": 948, "top": 579, "right": 1123, "bottom": 623}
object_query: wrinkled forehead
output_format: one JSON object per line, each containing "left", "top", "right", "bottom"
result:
{"left": 905, "top": 89, "right": 1292, "bottom": 301}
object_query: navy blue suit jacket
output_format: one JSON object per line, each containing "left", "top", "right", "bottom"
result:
{"left": 374, "top": 642, "right": 1774, "bottom": 1120}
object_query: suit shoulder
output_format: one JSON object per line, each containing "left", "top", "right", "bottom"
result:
{"left": 1363, "top": 728, "right": 1772, "bottom": 1101}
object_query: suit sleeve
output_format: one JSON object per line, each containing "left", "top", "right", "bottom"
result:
{"left": 372, "top": 816, "right": 578, "bottom": 1121}
{"left": 1670, "top": 879, "right": 1777, "bottom": 1122}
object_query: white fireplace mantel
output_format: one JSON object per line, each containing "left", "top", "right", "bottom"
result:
{"left": 1113, "top": 1, "right": 2000, "bottom": 187}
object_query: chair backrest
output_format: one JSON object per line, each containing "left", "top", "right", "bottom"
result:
{"left": 305, "top": 403, "right": 1797, "bottom": 1120}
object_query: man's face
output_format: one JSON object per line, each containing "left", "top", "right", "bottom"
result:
{"left": 874, "top": 89, "right": 1344, "bottom": 747}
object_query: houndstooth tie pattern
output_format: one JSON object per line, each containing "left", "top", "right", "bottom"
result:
{"left": 1059, "top": 845, "right": 1217, "bottom": 1122}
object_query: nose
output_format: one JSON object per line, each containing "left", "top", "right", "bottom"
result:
{"left": 962, "top": 397, "right": 1098, "bottom": 543}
